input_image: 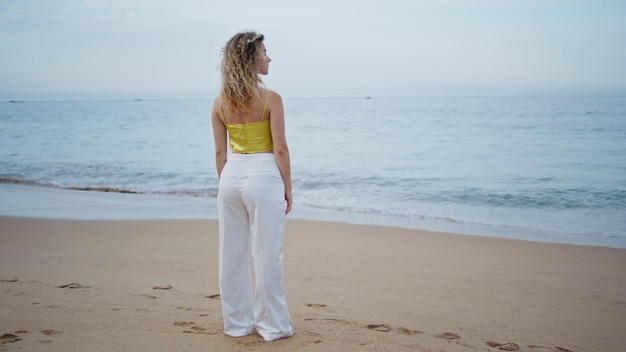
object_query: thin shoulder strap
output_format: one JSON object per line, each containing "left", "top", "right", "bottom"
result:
{"left": 219, "top": 102, "right": 227, "bottom": 124}
{"left": 260, "top": 90, "right": 270, "bottom": 121}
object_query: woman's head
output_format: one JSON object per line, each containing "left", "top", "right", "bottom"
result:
{"left": 220, "top": 31, "right": 270, "bottom": 111}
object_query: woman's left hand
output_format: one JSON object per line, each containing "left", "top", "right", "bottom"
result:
{"left": 285, "top": 190, "right": 292, "bottom": 214}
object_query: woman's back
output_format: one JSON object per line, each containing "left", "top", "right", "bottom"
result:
{"left": 220, "top": 89, "right": 273, "bottom": 154}
{"left": 219, "top": 89, "right": 270, "bottom": 125}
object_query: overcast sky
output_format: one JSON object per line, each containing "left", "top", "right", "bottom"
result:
{"left": 1, "top": 0, "right": 625, "bottom": 99}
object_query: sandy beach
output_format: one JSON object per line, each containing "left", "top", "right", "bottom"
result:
{"left": 1, "top": 217, "right": 625, "bottom": 352}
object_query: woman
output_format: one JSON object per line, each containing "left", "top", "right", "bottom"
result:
{"left": 211, "top": 31, "right": 293, "bottom": 341}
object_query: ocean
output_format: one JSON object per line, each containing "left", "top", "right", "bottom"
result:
{"left": 1, "top": 97, "right": 625, "bottom": 247}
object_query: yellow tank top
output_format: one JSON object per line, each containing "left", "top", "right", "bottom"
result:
{"left": 221, "top": 91, "right": 273, "bottom": 154}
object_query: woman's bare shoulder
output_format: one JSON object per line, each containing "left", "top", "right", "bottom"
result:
{"left": 265, "top": 89, "right": 283, "bottom": 104}
{"left": 213, "top": 95, "right": 225, "bottom": 108}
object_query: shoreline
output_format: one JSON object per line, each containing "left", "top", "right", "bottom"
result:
{"left": 1, "top": 182, "right": 625, "bottom": 249}
{"left": 1, "top": 217, "right": 625, "bottom": 351}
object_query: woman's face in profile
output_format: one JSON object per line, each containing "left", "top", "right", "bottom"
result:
{"left": 256, "top": 42, "right": 271, "bottom": 75}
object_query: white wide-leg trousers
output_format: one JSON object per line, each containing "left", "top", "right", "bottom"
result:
{"left": 217, "top": 153, "right": 293, "bottom": 341}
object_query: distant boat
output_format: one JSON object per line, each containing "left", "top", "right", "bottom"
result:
{"left": 364, "top": 96, "right": 371, "bottom": 100}
{"left": 9, "top": 100, "right": 25, "bottom": 103}
{"left": 133, "top": 98, "right": 142, "bottom": 102}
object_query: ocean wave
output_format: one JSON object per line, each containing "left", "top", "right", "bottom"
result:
{"left": 0, "top": 177, "right": 218, "bottom": 198}
{"left": 297, "top": 200, "right": 626, "bottom": 240}
{"left": 295, "top": 174, "right": 626, "bottom": 210}
{"left": 300, "top": 202, "right": 463, "bottom": 224}
{"left": 431, "top": 187, "right": 626, "bottom": 209}
{"left": 67, "top": 186, "right": 140, "bottom": 194}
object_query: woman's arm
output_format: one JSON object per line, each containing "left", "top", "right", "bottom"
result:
{"left": 211, "top": 97, "right": 228, "bottom": 178}
{"left": 268, "top": 91, "right": 293, "bottom": 214}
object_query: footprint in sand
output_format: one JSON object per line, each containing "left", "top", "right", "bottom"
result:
{"left": 152, "top": 285, "right": 173, "bottom": 290}
{"left": 366, "top": 324, "right": 422, "bottom": 336}
{"left": 304, "top": 318, "right": 343, "bottom": 322}
{"left": 182, "top": 325, "right": 219, "bottom": 335}
{"left": 0, "top": 333, "right": 21, "bottom": 344}
{"left": 173, "top": 322, "right": 195, "bottom": 327}
{"left": 486, "top": 341, "right": 520, "bottom": 351}
{"left": 306, "top": 303, "right": 327, "bottom": 308}
{"left": 174, "top": 321, "right": 219, "bottom": 335}
{"left": 40, "top": 329, "right": 61, "bottom": 336}
{"left": 528, "top": 345, "right": 574, "bottom": 352}
{"left": 306, "top": 303, "right": 333, "bottom": 313}
{"left": 136, "top": 294, "right": 157, "bottom": 299}
{"left": 57, "top": 283, "right": 89, "bottom": 289}
{"left": 366, "top": 324, "right": 391, "bottom": 332}
{"left": 397, "top": 327, "right": 423, "bottom": 335}
{"left": 435, "top": 332, "right": 461, "bottom": 340}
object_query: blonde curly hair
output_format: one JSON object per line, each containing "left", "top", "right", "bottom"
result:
{"left": 220, "top": 31, "right": 265, "bottom": 112}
